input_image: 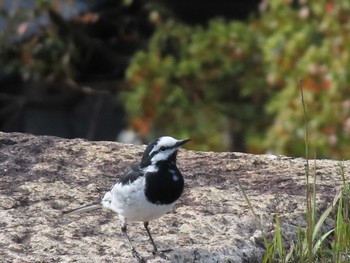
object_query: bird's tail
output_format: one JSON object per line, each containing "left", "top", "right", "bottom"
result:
{"left": 62, "top": 203, "right": 102, "bottom": 216}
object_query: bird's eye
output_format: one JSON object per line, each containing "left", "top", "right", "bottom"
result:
{"left": 159, "top": 146, "right": 166, "bottom": 151}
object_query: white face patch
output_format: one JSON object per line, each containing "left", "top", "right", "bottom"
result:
{"left": 151, "top": 149, "right": 174, "bottom": 163}
{"left": 149, "top": 136, "right": 180, "bottom": 164}
{"left": 149, "top": 136, "right": 178, "bottom": 156}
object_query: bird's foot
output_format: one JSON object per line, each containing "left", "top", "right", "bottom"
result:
{"left": 131, "top": 249, "right": 146, "bottom": 263}
{"left": 152, "top": 248, "right": 172, "bottom": 260}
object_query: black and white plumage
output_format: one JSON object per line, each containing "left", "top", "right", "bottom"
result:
{"left": 63, "top": 136, "right": 190, "bottom": 262}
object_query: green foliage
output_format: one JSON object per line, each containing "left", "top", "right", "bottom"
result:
{"left": 3, "top": 0, "right": 350, "bottom": 157}
{"left": 125, "top": 20, "right": 267, "bottom": 151}
{"left": 262, "top": 86, "right": 349, "bottom": 263}
{"left": 125, "top": 0, "right": 350, "bottom": 157}
{"left": 254, "top": 0, "right": 350, "bottom": 158}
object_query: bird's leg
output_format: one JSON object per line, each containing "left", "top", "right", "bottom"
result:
{"left": 121, "top": 224, "right": 145, "bottom": 263}
{"left": 143, "top": 222, "right": 171, "bottom": 259}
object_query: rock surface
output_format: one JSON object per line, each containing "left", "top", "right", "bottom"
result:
{"left": 0, "top": 132, "right": 347, "bottom": 263}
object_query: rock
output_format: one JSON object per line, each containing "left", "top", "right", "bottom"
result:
{"left": 0, "top": 132, "right": 346, "bottom": 262}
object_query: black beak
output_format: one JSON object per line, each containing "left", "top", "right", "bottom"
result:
{"left": 175, "top": 138, "right": 191, "bottom": 147}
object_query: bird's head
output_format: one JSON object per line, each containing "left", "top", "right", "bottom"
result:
{"left": 140, "top": 136, "right": 190, "bottom": 169}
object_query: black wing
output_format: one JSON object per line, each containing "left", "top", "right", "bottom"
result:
{"left": 118, "top": 163, "right": 144, "bottom": 186}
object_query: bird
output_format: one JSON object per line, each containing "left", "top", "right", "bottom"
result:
{"left": 63, "top": 136, "right": 190, "bottom": 262}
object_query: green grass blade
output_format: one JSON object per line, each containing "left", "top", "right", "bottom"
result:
{"left": 335, "top": 193, "right": 344, "bottom": 261}
{"left": 285, "top": 243, "right": 294, "bottom": 263}
{"left": 312, "top": 157, "right": 317, "bottom": 232}
{"left": 275, "top": 213, "right": 284, "bottom": 259}
{"left": 313, "top": 228, "right": 335, "bottom": 254}
{"left": 233, "top": 173, "right": 269, "bottom": 247}
{"left": 299, "top": 78, "right": 313, "bottom": 263}
{"left": 262, "top": 241, "right": 276, "bottom": 263}
{"left": 336, "top": 194, "right": 343, "bottom": 236}
{"left": 312, "top": 205, "right": 333, "bottom": 242}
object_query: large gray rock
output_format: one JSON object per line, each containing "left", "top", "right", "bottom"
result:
{"left": 0, "top": 132, "right": 345, "bottom": 262}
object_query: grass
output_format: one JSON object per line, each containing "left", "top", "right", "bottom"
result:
{"left": 235, "top": 78, "right": 350, "bottom": 262}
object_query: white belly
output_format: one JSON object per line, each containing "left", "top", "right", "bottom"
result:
{"left": 101, "top": 177, "right": 175, "bottom": 222}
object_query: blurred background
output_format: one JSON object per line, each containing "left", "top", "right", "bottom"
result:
{"left": 0, "top": 0, "right": 349, "bottom": 159}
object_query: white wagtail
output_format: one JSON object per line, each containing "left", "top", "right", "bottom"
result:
{"left": 63, "top": 136, "right": 190, "bottom": 262}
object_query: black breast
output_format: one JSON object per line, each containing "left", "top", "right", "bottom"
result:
{"left": 144, "top": 163, "right": 184, "bottom": 205}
